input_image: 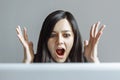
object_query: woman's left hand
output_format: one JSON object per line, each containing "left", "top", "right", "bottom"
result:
{"left": 84, "top": 21, "right": 105, "bottom": 63}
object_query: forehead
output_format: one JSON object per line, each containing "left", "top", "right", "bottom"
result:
{"left": 53, "top": 19, "right": 73, "bottom": 32}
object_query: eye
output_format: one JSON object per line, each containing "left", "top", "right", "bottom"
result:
{"left": 50, "top": 33, "right": 57, "bottom": 38}
{"left": 63, "top": 33, "right": 71, "bottom": 38}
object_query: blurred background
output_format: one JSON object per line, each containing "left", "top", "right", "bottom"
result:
{"left": 0, "top": 0, "right": 119, "bottom": 63}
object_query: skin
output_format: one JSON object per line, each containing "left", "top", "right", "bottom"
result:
{"left": 47, "top": 19, "right": 74, "bottom": 63}
{"left": 16, "top": 26, "right": 34, "bottom": 63}
{"left": 84, "top": 21, "right": 105, "bottom": 63}
{"left": 16, "top": 21, "right": 105, "bottom": 63}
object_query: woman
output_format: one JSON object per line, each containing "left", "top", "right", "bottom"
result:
{"left": 16, "top": 10, "right": 105, "bottom": 63}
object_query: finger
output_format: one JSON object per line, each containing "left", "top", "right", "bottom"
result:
{"left": 94, "top": 21, "right": 100, "bottom": 37}
{"left": 90, "top": 24, "right": 95, "bottom": 38}
{"left": 16, "top": 25, "right": 23, "bottom": 37}
{"left": 23, "top": 27, "right": 28, "bottom": 41}
{"left": 17, "top": 34, "right": 27, "bottom": 47}
{"left": 95, "top": 25, "right": 106, "bottom": 43}
{"left": 16, "top": 26, "right": 21, "bottom": 34}
{"left": 29, "top": 41, "right": 34, "bottom": 59}
{"left": 17, "top": 34, "right": 25, "bottom": 44}
{"left": 89, "top": 24, "right": 95, "bottom": 44}
{"left": 99, "top": 25, "right": 106, "bottom": 33}
{"left": 16, "top": 27, "right": 19, "bottom": 34}
{"left": 18, "top": 25, "right": 23, "bottom": 36}
{"left": 29, "top": 41, "right": 34, "bottom": 52}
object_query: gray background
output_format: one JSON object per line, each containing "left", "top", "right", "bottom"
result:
{"left": 0, "top": 0, "right": 119, "bottom": 63}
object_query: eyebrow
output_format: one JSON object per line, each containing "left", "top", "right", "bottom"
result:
{"left": 52, "top": 30, "right": 72, "bottom": 33}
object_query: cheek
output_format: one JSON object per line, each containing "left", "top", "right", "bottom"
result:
{"left": 47, "top": 39, "right": 55, "bottom": 52}
{"left": 66, "top": 38, "right": 74, "bottom": 49}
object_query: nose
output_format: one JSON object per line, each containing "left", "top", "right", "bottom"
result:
{"left": 56, "top": 34, "right": 64, "bottom": 45}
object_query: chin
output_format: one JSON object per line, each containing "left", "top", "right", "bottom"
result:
{"left": 55, "top": 59, "right": 66, "bottom": 63}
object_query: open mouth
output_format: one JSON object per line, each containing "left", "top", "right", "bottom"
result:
{"left": 56, "top": 48, "right": 65, "bottom": 57}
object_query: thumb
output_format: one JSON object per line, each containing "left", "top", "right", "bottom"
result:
{"left": 84, "top": 40, "right": 88, "bottom": 48}
{"left": 29, "top": 41, "right": 33, "bottom": 49}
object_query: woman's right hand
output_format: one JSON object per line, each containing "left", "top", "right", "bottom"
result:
{"left": 16, "top": 26, "right": 34, "bottom": 63}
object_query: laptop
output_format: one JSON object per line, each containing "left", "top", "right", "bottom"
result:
{"left": 0, "top": 63, "right": 120, "bottom": 80}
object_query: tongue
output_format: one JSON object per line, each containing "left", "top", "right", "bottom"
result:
{"left": 56, "top": 49, "right": 64, "bottom": 56}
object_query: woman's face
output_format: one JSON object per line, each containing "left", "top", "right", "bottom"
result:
{"left": 47, "top": 19, "right": 74, "bottom": 62}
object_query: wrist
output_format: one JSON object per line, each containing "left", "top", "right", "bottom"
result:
{"left": 85, "top": 56, "right": 100, "bottom": 63}
{"left": 23, "top": 59, "right": 34, "bottom": 63}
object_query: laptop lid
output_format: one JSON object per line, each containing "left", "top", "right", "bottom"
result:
{"left": 0, "top": 63, "right": 120, "bottom": 80}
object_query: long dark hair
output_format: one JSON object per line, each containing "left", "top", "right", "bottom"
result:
{"left": 34, "top": 10, "right": 83, "bottom": 62}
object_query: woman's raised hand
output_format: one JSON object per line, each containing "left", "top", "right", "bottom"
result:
{"left": 84, "top": 22, "right": 105, "bottom": 63}
{"left": 16, "top": 26, "right": 34, "bottom": 63}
